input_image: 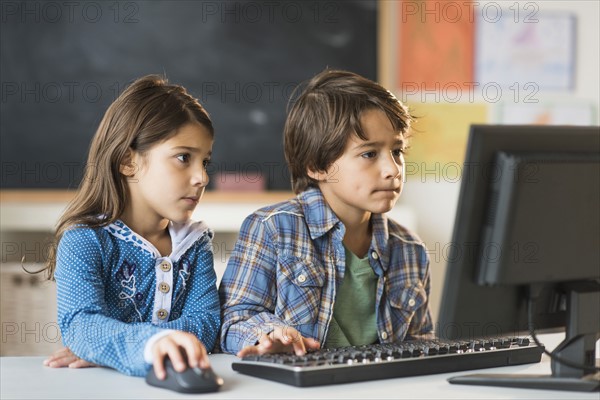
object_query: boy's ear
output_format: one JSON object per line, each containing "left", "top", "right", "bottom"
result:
{"left": 307, "top": 167, "right": 328, "bottom": 182}
{"left": 119, "top": 149, "right": 137, "bottom": 177}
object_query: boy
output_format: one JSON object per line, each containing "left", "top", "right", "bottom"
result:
{"left": 219, "top": 69, "right": 432, "bottom": 356}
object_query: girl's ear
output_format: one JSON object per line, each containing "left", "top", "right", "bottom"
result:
{"left": 119, "top": 149, "right": 137, "bottom": 177}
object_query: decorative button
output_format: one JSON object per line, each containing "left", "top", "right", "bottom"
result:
{"left": 371, "top": 251, "right": 379, "bottom": 260}
{"left": 408, "top": 298, "right": 416, "bottom": 307}
{"left": 297, "top": 274, "right": 307, "bottom": 283}
{"left": 160, "top": 261, "right": 171, "bottom": 272}
{"left": 381, "top": 331, "right": 388, "bottom": 340}
{"left": 159, "top": 282, "right": 170, "bottom": 293}
{"left": 156, "top": 309, "right": 168, "bottom": 320}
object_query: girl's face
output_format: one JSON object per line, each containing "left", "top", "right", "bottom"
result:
{"left": 124, "top": 122, "right": 213, "bottom": 225}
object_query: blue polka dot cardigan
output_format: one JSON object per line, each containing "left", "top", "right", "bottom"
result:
{"left": 55, "top": 219, "right": 220, "bottom": 376}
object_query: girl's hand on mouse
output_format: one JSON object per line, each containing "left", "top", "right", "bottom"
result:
{"left": 152, "top": 331, "right": 209, "bottom": 380}
{"left": 43, "top": 347, "right": 97, "bottom": 368}
{"left": 237, "top": 325, "right": 320, "bottom": 358}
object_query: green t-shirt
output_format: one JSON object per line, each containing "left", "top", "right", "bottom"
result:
{"left": 325, "top": 245, "right": 378, "bottom": 348}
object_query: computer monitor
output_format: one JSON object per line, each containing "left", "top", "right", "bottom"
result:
{"left": 436, "top": 125, "right": 600, "bottom": 391}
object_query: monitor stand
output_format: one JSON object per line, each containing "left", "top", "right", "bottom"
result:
{"left": 448, "top": 287, "right": 600, "bottom": 392}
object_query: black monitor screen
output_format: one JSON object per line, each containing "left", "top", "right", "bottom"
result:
{"left": 477, "top": 151, "right": 599, "bottom": 286}
{"left": 437, "top": 125, "right": 600, "bottom": 342}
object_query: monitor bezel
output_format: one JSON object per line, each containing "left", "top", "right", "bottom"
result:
{"left": 436, "top": 125, "right": 600, "bottom": 341}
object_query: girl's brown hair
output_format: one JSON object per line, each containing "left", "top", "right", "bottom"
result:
{"left": 284, "top": 69, "right": 413, "bottom": 194}
{"left": 43, "top": 75, "right": 213, "bottom": 280}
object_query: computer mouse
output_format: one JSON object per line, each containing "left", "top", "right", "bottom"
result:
{"left": 145, "top": 357, "right": 224, "bottom": 393}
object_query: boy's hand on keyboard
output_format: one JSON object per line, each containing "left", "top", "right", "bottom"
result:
{"left": 237, "top": 325, "right": 320, "bottom": 357}
{"left": 43, "top": 347, "right": 97, "bottom": 369}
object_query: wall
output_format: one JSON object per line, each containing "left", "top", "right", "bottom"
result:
{"left": 382, "top": 0, "right": 600, "bottom": 322}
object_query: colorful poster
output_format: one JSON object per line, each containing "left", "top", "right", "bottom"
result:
{"left": 495, "top": 103, "right": 596, "bottom": 125}
{"left": 404, "top": 103, "right": 488, "bottom": 180}
{"left": 397, "top": 1, "right": 475, "bottom": 91}
{"left": 476, "top": 12, "right": 576, "bottom": 89}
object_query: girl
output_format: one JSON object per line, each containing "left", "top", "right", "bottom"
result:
{"left": 42, "top": 75, "right": 220, "bottom": 380}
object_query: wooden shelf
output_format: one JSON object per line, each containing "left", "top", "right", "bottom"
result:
{"left": 1, "top": 190, "right": 294, "bottom": 232}
{"left": 0, "top": 190, "right": 294, "bottom": 204}
{"left": 0, "top": 190, "right": 416, "bottom": 233}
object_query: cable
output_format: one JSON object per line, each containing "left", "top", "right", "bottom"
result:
{"left": 527, "top": 295, "right": 600, "bottom": 373}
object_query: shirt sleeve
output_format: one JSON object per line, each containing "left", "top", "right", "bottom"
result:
{"left": 55, "top": 228, "right": 163, "bottom": 376}
{"left": 218, "top": 213, "right": 287, "bottom": 354}
{"left": 143, "top": 330, "right": 174, "bottom": 363}
{"left": 156, "top": 236, "right": 221, "bottom": 352}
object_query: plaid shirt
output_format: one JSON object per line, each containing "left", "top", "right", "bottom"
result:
{"left": 219, "top": 187, "right": 432, "bottom": 354}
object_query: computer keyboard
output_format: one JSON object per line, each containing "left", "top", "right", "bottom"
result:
{"left": 232, "top": 337, "right": 544, "bottom": 387}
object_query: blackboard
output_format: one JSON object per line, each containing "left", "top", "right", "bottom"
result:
{"left": 0, "top": 0, "right": 377, "bottom": 190}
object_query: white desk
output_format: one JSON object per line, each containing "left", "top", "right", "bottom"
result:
{"left": 1, "top": 334, "right": 597, "bottom": 399}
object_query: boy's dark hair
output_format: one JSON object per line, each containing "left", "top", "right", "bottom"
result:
{"left": 283, "top": 69, "right": 413, "bottom": 194}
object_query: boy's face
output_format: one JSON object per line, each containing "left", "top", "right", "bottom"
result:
{"left": 310, "top": 109, "right": 405, "bottom": 221}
